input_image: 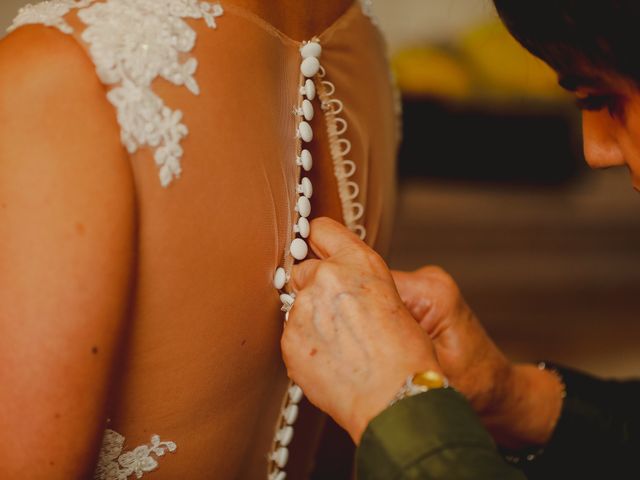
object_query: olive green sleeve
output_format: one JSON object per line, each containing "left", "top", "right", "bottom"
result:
{"left": 355, "top": 389, "right": 526, "bottom": 480}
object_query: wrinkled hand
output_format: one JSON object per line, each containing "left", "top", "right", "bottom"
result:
{"left": 392, "top": 267, "right": 512, "bottom": 417}
{"left": 392, "top": 267, "right": 563, "bottom": 448}
{"left": 282, "top": 218, "right": 441, "bottom": 444}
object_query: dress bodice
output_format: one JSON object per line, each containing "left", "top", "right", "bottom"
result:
{"left": 7, "top": 1, "right": 400, "bottom": 478}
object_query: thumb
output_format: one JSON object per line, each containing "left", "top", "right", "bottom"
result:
{"left": 290, "top": 258, "right": 321, "bottom": 292}
{"left": 308, "top": 217, "right": 366, "bottom": 260}
{"left": 391, "top": 270, "right": 417, "bottom": 301}
{"left": 391, "top": 270, "right": 436, "bottom": 330}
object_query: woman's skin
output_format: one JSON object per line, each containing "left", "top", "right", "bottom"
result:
{"left": 233, "top": 0, "right": 354, "bottom": 41}
{"left": 0, "top": 0, "right": 368, "bottom": 477}
{"left": 569, "top": 72, "right": 640, "bottom": 189}
{"left": 283, "top": 70, "right": 640, "bottom": 447}
{"left": 0, "top": 28, "right": 136, "bottom": 477}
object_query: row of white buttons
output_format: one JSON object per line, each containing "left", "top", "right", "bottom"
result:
{"left": 269, "top": 40, "right": 323, "bottom": 480}
{"left": 268, "top": 385, "right": 305, "bottom": 475}
{"left": 289, "top": 41, "right": 321, "bottom": 263}
{"left": 297, "top": 149, "right": 313, "bottom": 171}
{"left": 273, "top": 41, "right": 322, "bottom": 288}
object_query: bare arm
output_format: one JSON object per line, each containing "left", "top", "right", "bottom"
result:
{"left": 0, "top": 26, "right": 135, "bottom": 477}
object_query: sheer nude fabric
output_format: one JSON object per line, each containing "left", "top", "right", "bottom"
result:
{"left": 7, "top": 1, "right": 399, "bottom": 478}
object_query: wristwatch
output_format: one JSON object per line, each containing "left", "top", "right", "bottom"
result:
{"left": 390, "top": 370, "right": 449, "bottom": 406}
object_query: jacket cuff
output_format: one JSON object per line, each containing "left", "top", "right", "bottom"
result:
{"left": 515, "top": 364, "right": 639, "bottom": 478}
{"left": 355, "top": 388, "right": 496, "bottom": 479}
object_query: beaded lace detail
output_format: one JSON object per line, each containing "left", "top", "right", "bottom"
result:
{"left": 8, "top": 0, "right": 224, "bottom": 187}
{"left": 7, "top": 0, "right": 92, "bottom": 34}
{"left": 359, "top": 0, "right": 378, "bottom": 25}
{"left": 94, "top": 429, "right": 177, "bottom": 480}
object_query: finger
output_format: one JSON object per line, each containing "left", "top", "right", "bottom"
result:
{"left": 290, "top": 258, "right": 321, "bottom": 292}
{"left": 393, "top": 266, "right": 453, "bottom": 300}
{"left": 391, "top": 270, "right": 435, "bottom": 326}
{"left": 308, "top": 217, "right": 368, "bottom": 260}
{"left": 281, "top": 300, "right": 307, "bottom": 365}
{"left": 391, "top": 270, "right": 421, "bottom": 303}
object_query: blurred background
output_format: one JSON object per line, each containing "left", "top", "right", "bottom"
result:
{"left": 372, "top": 0, "right": 640, "bottom": 379}
{"left": 2, "top": 0, "right": 639, "bottom": 477}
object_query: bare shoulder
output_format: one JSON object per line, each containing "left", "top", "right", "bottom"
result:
{"left": 0, "top": 23, "right": 133, "bottom": 210}
{"left": 0, "top": 23, "right": 136, "bottom": 293}
{"left": 0, "top": 23, "right": 100, "bottom": 104}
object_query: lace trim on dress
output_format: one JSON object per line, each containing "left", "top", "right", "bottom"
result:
{"left": 8, "top": 0, "right": 224, "bottom": 187}
{"left": 94, "top": 429, "right": 177, "bottom": 480}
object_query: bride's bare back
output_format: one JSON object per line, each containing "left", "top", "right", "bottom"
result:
{"left": 0, "top": 1, "right": 399, "bottom": 478}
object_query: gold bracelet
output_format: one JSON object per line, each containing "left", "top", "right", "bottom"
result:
{"left": 390, "top": 370, "right": 449, "bottom": 406}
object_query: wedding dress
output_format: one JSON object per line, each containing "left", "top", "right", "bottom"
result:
{"left": 6, "top": 1, "right": 400, "bottom": 478}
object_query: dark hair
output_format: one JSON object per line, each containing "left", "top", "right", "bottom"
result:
{"left": 493, "top": 0, "right": 640, "bottom": 87}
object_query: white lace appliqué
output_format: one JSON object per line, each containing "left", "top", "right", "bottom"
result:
{"left": 359, "top": 0, "right": 378, "bottom": 25}
{"left": 7, "top": 0, "right": 92, "bottom": 34}
{"left": 9, "top": 0, "right": 224, "bottom": 187}
{"left": 94, "top": 429, "right": 177, "bottom": 480}
{"left": 78, "top": 0, "right": 223, "bottom": 187}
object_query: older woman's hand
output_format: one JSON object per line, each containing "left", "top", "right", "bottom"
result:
{"left": 392, "top": 267, "right": 564, "bottom": 449}
{"left": 392, "top": 267, "right": 513, "bottom": 420}
{"left": 281, "top": 218, "right": 441, "bottom": 444}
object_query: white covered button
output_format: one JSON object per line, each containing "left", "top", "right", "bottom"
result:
{"left": 298, "top": 177, "right": 313, "bottom": 198}
{"left": 280, "top": 293, "right": 295, "bottom": 308}
{"left": 298, "top": 121, "right": 313, "bottom": 142}
{"left": 272, "top": 446, "right": 289, "bottom": 468}
{"left": 269, "top": 471, "right": 287, "bottom": 480}
{"left": 295, "top": 217, "right": 310, "bottom": 238}
{"left": 277, "top": 425, "right": 295, "bottom": 446}
{"left": 298, "top": 149, "right": 313, "bottom": 171}
{"left": 301, "top": 99, "right": 314, "bottom": 121}
{"left": 301, "top": 79, "right": 316, "bottom": 101}
{"left": 300, "top": 56, "right": 320, "bottom": 77}
{"left": 300, "top": 41, "right": 322, "bottom": 59}
{"left": 283, "top": 404, "right": 299, "bottom": 424}
{"left": 296, "top": 196, "right": 311, "bottom": 218}
{"left": 288, "top": 384, "right": 304, "bottom": 404}
{"left": 290, "top": 238, "right": 308, "bottom": 261}
{"left": 273, "top": 267, "right": 287, "bottom": 290}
